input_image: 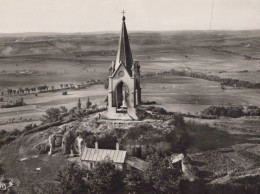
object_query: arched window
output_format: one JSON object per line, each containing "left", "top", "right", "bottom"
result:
{"left": 115, "top": 81, "right": 129, "bottom": 112}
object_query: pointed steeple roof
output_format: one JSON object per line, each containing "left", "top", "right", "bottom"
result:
{"left": 115, "top": 15, "right": 133, "bottom": 75}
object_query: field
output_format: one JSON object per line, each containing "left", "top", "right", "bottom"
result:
{"left": 1, "top": 30, "right": 260, "bottom": 91}
{"left": 0, "top": 85, "right": 107, "bottom": 131}
{"left": 0, "top": 30, "right": 260, "bottom": 131}
{"left": 142, "top": 76, "right": 260, "bottom": 114}
{"left": 1, "top": 75, "right": 260, "bottom": 131}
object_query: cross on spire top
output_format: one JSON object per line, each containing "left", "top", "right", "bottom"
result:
{"left": 121, "top": 10, "right": 126, "bottom": 21}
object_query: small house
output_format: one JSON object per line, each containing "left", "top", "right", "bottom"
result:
{"left": 80, "top": 142, "right": 126, "bottom": 170}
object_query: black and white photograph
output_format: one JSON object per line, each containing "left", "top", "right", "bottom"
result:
{"left": 0, "top": 0, "right": 260, "bottom": 193}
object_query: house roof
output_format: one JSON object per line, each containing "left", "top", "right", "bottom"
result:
{"left": 80, "top": 147, "right": 126, "bottom": 164}
{"left": 171, "top": 153, "right": 184, "bottom": 163}
{"left": 115, "top": 16, "right": 133, "bottom": 75}
{"left": 125, "top": 156, "right": 146, "bottom": 171}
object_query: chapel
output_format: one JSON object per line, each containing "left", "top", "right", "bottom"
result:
{"left": 107, "top": 14, "right": 141, "bottom": 120}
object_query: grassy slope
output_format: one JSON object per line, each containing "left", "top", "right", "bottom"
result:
{"left": 0, "top": 128, "right": 68, "bottom": 193}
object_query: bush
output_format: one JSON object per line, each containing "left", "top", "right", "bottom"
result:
{"left": 146, "top": 106, "right": 168, "bottom": 115}
{"left": 142, "top": 101, "right": 156, "bottom": 105}
{"left": 36, "top": 143, "right": 50, "bottom": 155}
{"left": 0, "top": 163, "right": 3, "bottom": 175}
{"left": 56, "top": 162, "right": 87, "bottom": 194}
{"left": 3, "top": 136, "right": 16, "bottom": 144}
{"left": 9, "top": 129, "right": 21, "bottom": 136}
{"left": 202, "top": 106, "right": 245, "bottom": 118}
{"left": 0, "top": 130, "right": 7, "bottom": 137}
{"left": 144, "top": 152, "right": 183, "bottom": 194}
{"left": 166, "top": 119, "right": 190, "bottom": 153}
{"left": 169, "top": 113, "right": 185, "bottom": 127}
{"left": 246, "top": 106, "right": 260, "bottom": 116}
{"left": 23, "top": 123, "right": 37, "bottom": 132}
{"left": 42, "top": 108, "right": 61, "bottom": 123}
{"left": 23, "top": 121, "right": 62, "bottom": 135}
{"left": 120, "top": 124, "right": 163, "bottom": 144}
{"left": 87, "top": 159, "right": 123, "bottom": 194}
{"left": 60, "top": 106, "right": 68, "bottom": 114}
{"left": 97, "top": 134, "right": 118, "bottom": 149}
{"left": 0, "top": 130, "right": 20, "bottom": 148}
{"left": 124, "top": 171, "right": 146, "bottom": 194}
{"left": 1, "top": 100, "right": 24, "bottom": 108}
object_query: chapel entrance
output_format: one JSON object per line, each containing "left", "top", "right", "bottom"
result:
{"left": 116, "top": 82, "right": 129, "bottom": 112}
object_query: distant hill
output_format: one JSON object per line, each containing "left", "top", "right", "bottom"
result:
{"left": 1, "top": 30, "right": 260, "bottom": 57}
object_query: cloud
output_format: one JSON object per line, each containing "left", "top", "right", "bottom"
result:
{"left": 0, "top": 0, "right": 259, "bottom": 32}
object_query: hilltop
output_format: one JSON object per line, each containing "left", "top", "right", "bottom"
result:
{"left": 0, "top": 105, "right": 260, "bottom": 193}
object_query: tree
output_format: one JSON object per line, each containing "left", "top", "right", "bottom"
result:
{"left": 77, "top": 98, "right": 81, "bottom": 110}
{"left": 104, "top": 79, "right": 109, "bottom": 89}
{"left": 124, "top": 171, "right": 145, "bottom": 194}
{"left": 42, "top": 108, "right": 61, "bottom": 123}
{"left": 169, "top": 114, "right": 185, "bottom": 127}
{"left": 86, "top": 97, "right": 92, "bottom": 109}
{"left": 52, "top": 86, "right": 54, "bottom": 90}
{"left": 87, "top": 159, "right": 123, "bottom": 194}
{"left": 98, "top": 134, "right": 117, "bottom": 150}
{"left": 41, "top": 85, "right": 48, "bottom": 91}
{"left": 1, "top": 91, "right": 3, "bottom": 96}
{"left": 166, "top": 117, "right": 190, "bottom": 153}
{"left": 7, "top": 88, "right": 12, "bottom": 95}
{"left": 12, "top": 89, "right": 16, "bottom": 94}
{"left": 143, "top": 153, "right": 183, "bottom": 194}
{"left": 220, "top": 84, "right": 225, "bottom": 92}
{"left": 24, "top": 123, "right": 37, "bottom": 132}
{"left": 104, "top": 95, "right": 108, "bottom": 103}
{"left": 56, "top": 162, "right": 87, "bottom": 194}
{"left": 18, "top": 88, "right": 24, "bottom": 94}
{"left": 25, "top": 87, "right": 30, "bottom": 93}
{"left": 60, "top": 84, "right": 63, "bottom": 89}
{"left": 60, "top": 106, "right": 68, "bottom": 114}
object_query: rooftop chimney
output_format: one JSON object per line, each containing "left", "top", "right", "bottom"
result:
{"left": 95, "top": 142, "right": 98, "bottom": 150}
{"left": 116, "top": 142, "right": 119, "bottom": 150}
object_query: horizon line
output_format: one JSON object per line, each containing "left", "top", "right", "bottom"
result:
{"left": 0, "top": 29, "right": 260, "bottom": 36}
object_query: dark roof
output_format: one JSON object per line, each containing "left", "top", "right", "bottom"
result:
{"left": 115, "top": 16, "right": 133, "bottom": 75}
{"left": 80, "top": 147, "right": 126, "bottom": 164}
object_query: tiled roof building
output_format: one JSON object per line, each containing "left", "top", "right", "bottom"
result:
{"left": 80, "top": 142, "right": 126, "bottom": 170}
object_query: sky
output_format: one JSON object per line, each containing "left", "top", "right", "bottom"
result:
{"left": 0, "top": 0, "right": 260, "bottom": 33}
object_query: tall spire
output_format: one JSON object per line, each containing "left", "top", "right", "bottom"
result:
{"left": 115, "top": 13, "right": 133, "bottom": 75}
